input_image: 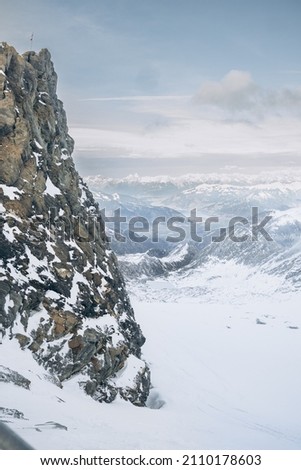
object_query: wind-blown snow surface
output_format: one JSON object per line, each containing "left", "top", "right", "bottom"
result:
{"left": 1, "top": 284, "right": 301, "bottom": 449}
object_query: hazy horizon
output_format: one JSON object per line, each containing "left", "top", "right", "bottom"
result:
{"left": 74, "top": 153, "right": 301, "bottom": 178}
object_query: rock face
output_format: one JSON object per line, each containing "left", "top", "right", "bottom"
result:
{"left": 0, "top": 43, "right": 150, "bottom": 405}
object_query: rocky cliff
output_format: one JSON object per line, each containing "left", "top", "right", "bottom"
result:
{"left": 0, "top": 43, "right": 150, "bottom": 405}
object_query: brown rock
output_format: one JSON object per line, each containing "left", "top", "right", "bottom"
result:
{"left": 68, "top": 335, "right": 83, "bottom": 350}
{"left": 50, "top": 309, "right": 79, "bottom": 338}
{"left": 15, "top": 333, "right": 31, "bottom": 349}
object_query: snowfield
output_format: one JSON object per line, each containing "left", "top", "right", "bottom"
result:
{"left": 1, "top": 285, "right": 301, "bottom": 449}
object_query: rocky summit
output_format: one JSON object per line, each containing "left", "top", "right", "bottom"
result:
{"left": 0, "top": 43, "right": 150, "bottom": 405}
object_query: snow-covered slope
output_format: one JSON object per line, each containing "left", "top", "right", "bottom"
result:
{"left": 119, "top": 208, "right": 301, "bottom": 293}
{"left": 1, "top": 290, "right": 301, "bottom": 449}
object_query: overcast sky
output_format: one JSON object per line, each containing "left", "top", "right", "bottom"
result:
{"left": 1, "top": 0, "right": 301, "bottom": 176}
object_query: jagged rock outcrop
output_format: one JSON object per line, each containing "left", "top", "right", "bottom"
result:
{"left": 0, "top": 43, "right": 150, "bottom": 405}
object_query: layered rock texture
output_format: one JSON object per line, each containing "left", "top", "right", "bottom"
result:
{"left": 0, "top": 43, "right": 150, "bottom": 405}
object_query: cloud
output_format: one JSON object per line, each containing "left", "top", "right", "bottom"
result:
{"left": 264, "top": 87, "right": 301, "bottom": 112}
{"left": 194, "top": 70, "right": 258, "bottom": 112}
{"left": 193, "top": 70, "right": 301, "bottom": 119}
{"left": 71, "top": 114, "right": 301, "bottom": 160}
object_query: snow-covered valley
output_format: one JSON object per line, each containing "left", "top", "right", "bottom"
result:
{"left": 1, "top": 171, "right": 301, "bottom": 450}
{"left": 1, "top": 262, "right": 301, "bottom": 450}
{"left": 1, "top": 294, "right": 301, "bottom": 450}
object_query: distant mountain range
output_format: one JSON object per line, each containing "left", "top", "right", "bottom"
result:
{"left": 85, "top": 172, "right": 301, "bottom": 297}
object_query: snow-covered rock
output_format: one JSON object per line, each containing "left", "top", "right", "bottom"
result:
{"left": 0, "top": 43, "right": 150, "bottom": 406}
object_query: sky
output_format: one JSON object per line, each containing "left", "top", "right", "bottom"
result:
{"left": 1, "top": 0, "right": 301, "bottom": 176}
